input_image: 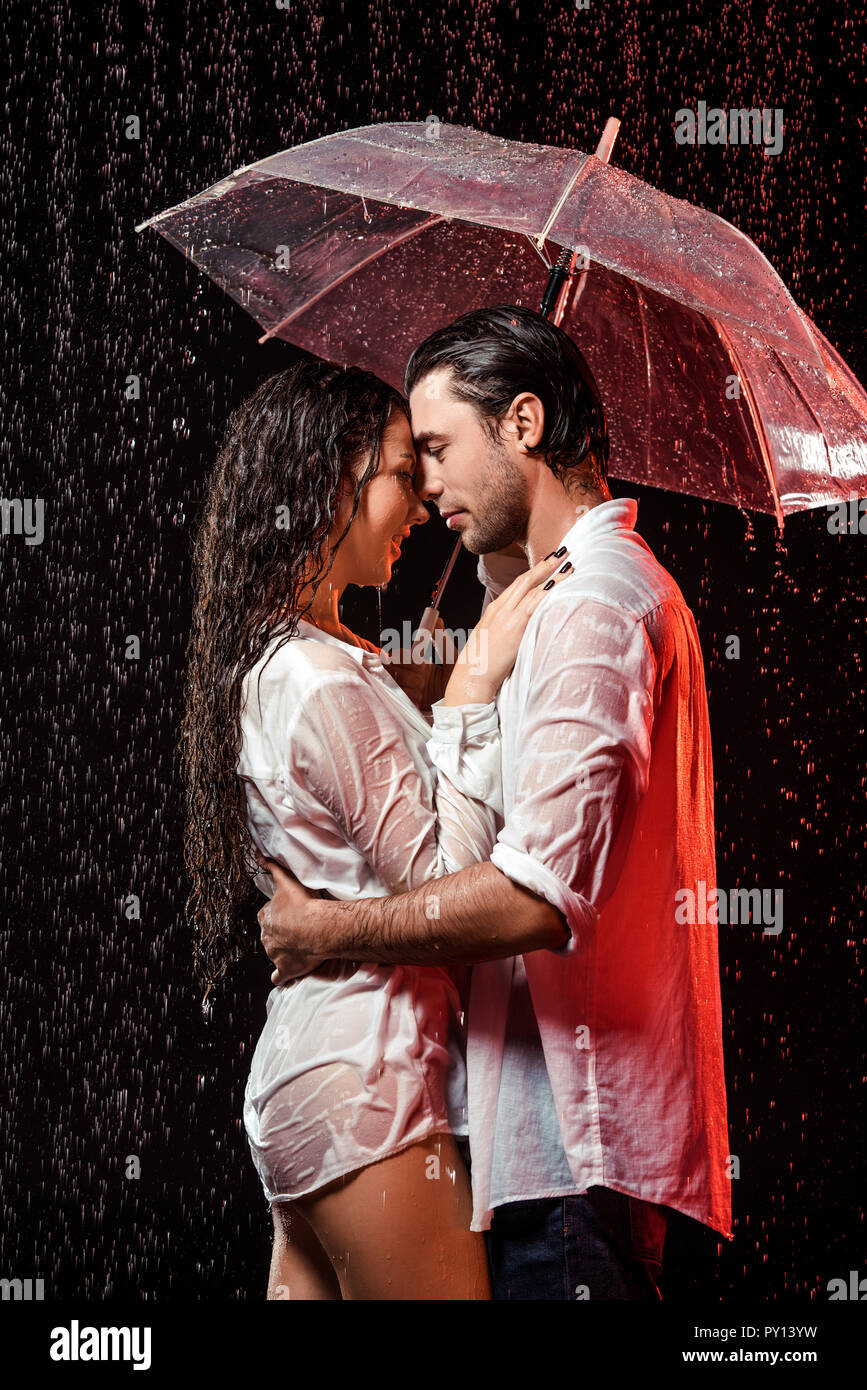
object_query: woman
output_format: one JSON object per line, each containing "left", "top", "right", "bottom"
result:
{"left": 181, "top": 360, "right": 564, "bottom": 1300}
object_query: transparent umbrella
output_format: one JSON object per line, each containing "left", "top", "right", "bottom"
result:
{"left": 137, "top": 119, "right": 867, "bottom": 531}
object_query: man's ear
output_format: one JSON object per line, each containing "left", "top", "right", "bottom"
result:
{"left": 510, "top": 392, "right": 545, "bottom": 453}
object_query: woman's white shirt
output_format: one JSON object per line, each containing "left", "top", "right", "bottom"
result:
{"left": 240, "top": 618, "right": 501, "bottom": 902}
{"left": 237, "top": 617, "right": 501, "bottom": 1199}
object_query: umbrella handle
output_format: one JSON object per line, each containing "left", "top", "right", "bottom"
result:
{"left": 414, "top": 606, "right": 440, "bottom": 639}
{"left": 412, "top": 605, "right": 441, "bottom": 661}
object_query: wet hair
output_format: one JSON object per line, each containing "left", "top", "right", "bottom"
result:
{"left": 181, "top": 360, "right": 407, "bottom": 1005}
{"left": 404, "top": 303, "right": 609, "bottom": 490}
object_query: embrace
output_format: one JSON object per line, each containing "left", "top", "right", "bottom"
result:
{"left": 182, "top": 304, "right": 732, "bottom": 1300}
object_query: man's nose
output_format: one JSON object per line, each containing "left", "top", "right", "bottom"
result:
{"left": 413, "top": 457, "right": 440, "bottom": 503}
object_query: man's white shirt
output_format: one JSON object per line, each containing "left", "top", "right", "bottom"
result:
{"left": 427, "top": 497, "right": 732, "bottom": 1236}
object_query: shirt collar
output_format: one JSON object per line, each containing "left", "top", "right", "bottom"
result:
{"left": 555, "top": 497, "right": 638, "bottom": 558}
{"left": 295, "top": 616, "right": 383, "bottom": 667}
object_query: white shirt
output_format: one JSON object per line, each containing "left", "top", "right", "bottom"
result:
{"left": 238, "top": 618, "right": 502, "bottom": 1199}
{"left": 427, "top": 498, "right": 732, "bottom": 1236}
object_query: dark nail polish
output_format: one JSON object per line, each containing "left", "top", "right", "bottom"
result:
{"left": 559, "top": 560, "right": 573, "bottom": 573}
{"left": 555, "top": 545, "right": 567, "bottom": 557}
{"left": 544, "top": 549, "right": 557, "bottom": 560}
{"left": 543, "top": 578, "right": 555, "bottom": 590}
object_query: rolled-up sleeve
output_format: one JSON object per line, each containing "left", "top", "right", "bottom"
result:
{"left": 490, "top": 594, "right": 656, "bottom": 955}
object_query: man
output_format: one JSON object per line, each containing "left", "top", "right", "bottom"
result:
{"left": 257, "top": 305, "right": 733, "bottom": 1299}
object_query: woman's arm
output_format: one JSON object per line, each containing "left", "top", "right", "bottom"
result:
{"left": 286, "top": 670, "right": 501, "bottom": 893}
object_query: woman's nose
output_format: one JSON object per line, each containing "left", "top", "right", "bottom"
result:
{"left": 409, "top": 495, "right": 430, "bottom": 526}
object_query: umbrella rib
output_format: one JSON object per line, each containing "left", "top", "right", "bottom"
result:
{"left": 768, "top": 349, "right": 836, "bottom": 480}
{"left": 535, "top": 156, "right": 592, "bottom": 248}
{"left": 525, "top": 234, "right": 553, "bottom": 271}
{"left": 620, "top": 277, "right": 653, "bottom": 479}
{"left": 628, "top": 273, "right": 742, "bottom": 505}
{"left": 711, "top": 318, "right": 785, "bottom": 529}
{"left": 258, "top": 213, "right": 446, "bottom": 342}
{"left": 279, "top": 191, "right": 379, "bottom": 262}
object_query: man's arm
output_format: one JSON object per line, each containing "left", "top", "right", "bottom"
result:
{"left": 259, "top": 858, "right": 569, "bottom": 979}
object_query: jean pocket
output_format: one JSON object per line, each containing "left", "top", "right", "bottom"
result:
{"left": 627, "top": 1196, "right": 668, "bottom": 1264}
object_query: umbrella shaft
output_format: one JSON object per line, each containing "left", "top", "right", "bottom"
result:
{"left": 540, "top": 247, "right": 572, "bottom": 320}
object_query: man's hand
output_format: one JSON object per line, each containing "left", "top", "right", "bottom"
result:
{"left": 255, "top": 854, "right": 568, "bottom": 971}
{"left": 255, "top": 854, "right": 325, "bottom": 985}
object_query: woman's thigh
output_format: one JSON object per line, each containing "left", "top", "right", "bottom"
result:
{"left": 268, "top": 1201, "right": 342, "bottom": 1301}
{"left": 294, "top": 1132, "right": 491, "bottom": 1300}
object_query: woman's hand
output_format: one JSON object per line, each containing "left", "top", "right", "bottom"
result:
{"left": 443, "top": 551, "right": 572, "bottom": 706}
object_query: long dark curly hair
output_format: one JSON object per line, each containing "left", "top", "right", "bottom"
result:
{"left": 181, "top": 359, "right": 408, "bottom": 1006}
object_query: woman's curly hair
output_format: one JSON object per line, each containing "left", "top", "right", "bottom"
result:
{"left": 180, "top": 359, "right": 408, "bottom": 1006}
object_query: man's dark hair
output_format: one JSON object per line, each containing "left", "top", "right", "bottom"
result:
{"left": 404, "top": 304, "right": 609, "bottom": 491}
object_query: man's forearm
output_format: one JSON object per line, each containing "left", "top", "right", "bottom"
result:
{"left": 307, "top": 860, "right": 569, "bottom": 965}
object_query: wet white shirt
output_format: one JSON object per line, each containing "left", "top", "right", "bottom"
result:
{"left": 427, "top": 498, "right": 732, "bottom": 1237}
{"left": 239, "top": 618, "right": 501, "bottom": 1200}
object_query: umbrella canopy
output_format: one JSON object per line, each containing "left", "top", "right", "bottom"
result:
{"left": 137, "top": 121, "right": 867, "bottom": 524}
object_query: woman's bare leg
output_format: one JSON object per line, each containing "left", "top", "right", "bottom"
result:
{"left": 266, "top": 1200, "right": 342, "bottom": 1300}
{"left": 294, "top": 1132, "right": 491, "bottom": 1300}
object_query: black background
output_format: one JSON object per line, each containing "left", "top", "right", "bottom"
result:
{"left": 1, "top": 0, "right": 864, "bottom": 1303}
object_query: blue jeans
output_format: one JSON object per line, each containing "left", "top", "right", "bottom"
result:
{"left": 483, "top": 1187, "right": 668, "bottom": 1301}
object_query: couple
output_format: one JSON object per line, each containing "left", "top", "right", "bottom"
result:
{"left": 182, "top": 304, "right": 732, "bottom": 1301}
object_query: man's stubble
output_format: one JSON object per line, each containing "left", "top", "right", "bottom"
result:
{"left": 460, "top": 433, "right": 531, "bottom": 556}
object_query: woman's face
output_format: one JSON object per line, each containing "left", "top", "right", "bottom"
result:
{"left": 330, "top": 406, "right": 430, "bottom": 587}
